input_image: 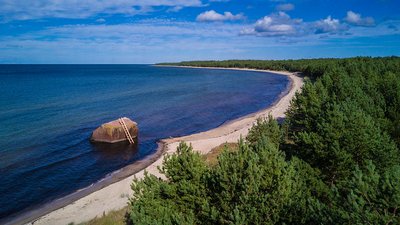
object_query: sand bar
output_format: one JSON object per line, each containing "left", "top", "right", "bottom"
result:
{"left": 8, "top": 67, "right": 303, "bottom": 225}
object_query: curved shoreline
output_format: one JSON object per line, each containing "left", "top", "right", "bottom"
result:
{"left": 7, "top": 67, "right": 303, "bottom": 225}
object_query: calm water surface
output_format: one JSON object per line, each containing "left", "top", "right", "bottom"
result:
{"left": 0, "top": 65, "right": 289, "bottom": 219}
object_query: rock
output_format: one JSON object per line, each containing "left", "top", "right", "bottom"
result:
{"left": 91, "top": 117, "right": 138, "bottom": 143}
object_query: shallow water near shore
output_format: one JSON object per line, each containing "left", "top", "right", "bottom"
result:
{"left": 0, "top": 65, "right": 289, "bottom": 219}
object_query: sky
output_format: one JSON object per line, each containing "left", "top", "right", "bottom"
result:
{"left": 0, "top": 0, "right": 399, "bottom": 64}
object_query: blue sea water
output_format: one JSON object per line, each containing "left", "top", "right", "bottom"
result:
{"left": 0, "top": 65, "right": 289, "bottom": 219}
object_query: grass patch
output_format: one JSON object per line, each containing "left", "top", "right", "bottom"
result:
{"left": 203, "top": 142, "right": 238, "bottom": 166}
{"left": 80, "top": 207, "right": 129, "bottom": 225}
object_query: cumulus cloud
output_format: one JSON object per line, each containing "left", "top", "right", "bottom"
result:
{"left": 196, "top": 10, "right": 244, "bottom": 22}
{"left": 345, "top": 11, "right": 375, "bottom": 27}
{"left": 276, "top": 3, "right": 294, "bottom": 11}
{"left": 240, "top": 12, "right": 301, "bottom": 36}
{"left": 0, "top": 0, "right": 203, "bottom": 21}
{"left": 241, "top": 12, "right": 357, "bottom": 38}
{"left": 314, "top": 16, "right": 348, "bottom": 34}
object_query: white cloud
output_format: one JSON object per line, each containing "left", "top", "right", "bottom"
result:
{"left": 240, "top": 12, "right": 301, "bottom": 36}
{"left": 345, "top": 11, "right": 375, "bottom": 27}
{"left": 255, "top": 17, "right": 294, "bottom": 33}
{"left": 241, "top": 12, "right": 359, "bottom": 37}
{"left": 196, "top": 10, "right": 244, "bottom": 22}
{"left": 314, "top": 16, "right": 348, "bottom": 34}
{"left": 0, "top": 0, "right": 203, "bottom": 21}
{"left": 276, "top": 3, "right": 294, "bottom": 11}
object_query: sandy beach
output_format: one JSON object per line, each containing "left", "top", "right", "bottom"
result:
{"left": 19, "top": 67, "right": 303, "bottom": 225}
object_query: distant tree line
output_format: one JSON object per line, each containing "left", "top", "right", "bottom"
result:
{"left": 128, "top": 57, "right": 400, "bottom": 224}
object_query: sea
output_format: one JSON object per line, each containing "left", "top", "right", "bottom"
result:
{"left": 0, "top": 64, "right": 289, "bottom": 220}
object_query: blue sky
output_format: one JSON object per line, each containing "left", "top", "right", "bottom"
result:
{"left": 0, "top": 0, "right": 399, "bottom": 63}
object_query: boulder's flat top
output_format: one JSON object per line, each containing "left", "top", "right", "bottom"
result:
{"left": 102, "top": 117, "right": 137, "bottom": 128}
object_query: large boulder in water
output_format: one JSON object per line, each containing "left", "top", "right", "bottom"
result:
{"left": 91, "top": 117, "right": 138, "bottom": 143}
